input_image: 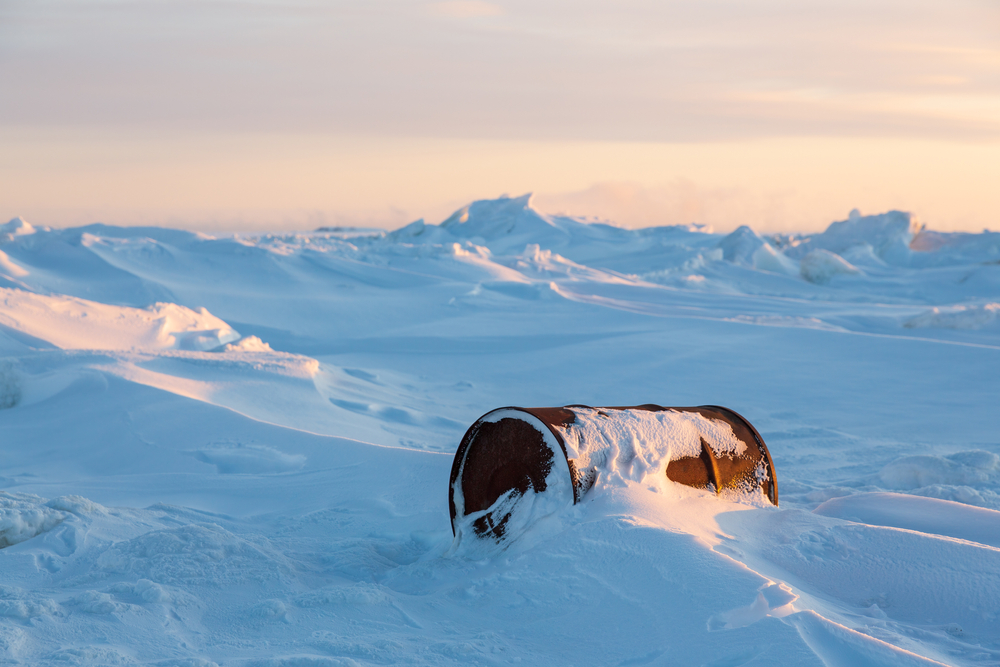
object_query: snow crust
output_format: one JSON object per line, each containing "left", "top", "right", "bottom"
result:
{"left": 0, "top": 202, "right": 998, "bottom": 665}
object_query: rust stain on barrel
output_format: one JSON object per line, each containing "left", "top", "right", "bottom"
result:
{"left": 457, "top": 417, "right": 555, "bottom": 540}
{"left": 665, "top": 440, "right": 716, "bottom": 489}
{"left": 450, "top": 404, "right": 778, "bottom": 539}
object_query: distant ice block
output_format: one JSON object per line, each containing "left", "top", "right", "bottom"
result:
{"left": 800, "top": 249, "right": 861, "bottom": 284}
{"left": 718, "top": 226, "right": 799, "bottom": 275}
{"left": 785, "top": 210, "right": 923, "bottom": 264}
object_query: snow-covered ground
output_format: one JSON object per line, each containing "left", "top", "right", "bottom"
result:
{"left": 1, "top": 195, "right": 998, "bottom": 666}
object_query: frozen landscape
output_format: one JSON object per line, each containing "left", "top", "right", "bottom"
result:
{"left": 1, "top": 194, "right": 999, "bottom": 666}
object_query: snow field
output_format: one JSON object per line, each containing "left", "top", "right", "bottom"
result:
{"left": 0, "top": 195, "right": 997, "bottom": 665}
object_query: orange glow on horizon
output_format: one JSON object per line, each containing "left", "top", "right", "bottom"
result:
{"left": 3, "top": 1, "right": 998, "bottom": 234}
{"left": 2, "top": 129, "right": 997, "bottom": 234}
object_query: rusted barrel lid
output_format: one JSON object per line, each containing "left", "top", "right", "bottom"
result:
{"left": 449, "top": 404, "right": 777, "bottom": 542}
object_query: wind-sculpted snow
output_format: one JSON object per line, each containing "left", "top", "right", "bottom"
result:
{"left": 0, "top": 289, "right": 240, "bottom": 353}
{"left": 0, "top": 196, "right": 998, "bottom": 665}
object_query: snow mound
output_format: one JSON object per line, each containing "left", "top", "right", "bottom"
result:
{"left": 0, "top": 289, "right": 240, "bottom": 351}
{"left": 223, "top": 335, "right": 273, "bottom": 352}
{"left": 719, "top": 226, "right": 767, "bottom": 265}
{"left": 751, "top": 242, "right": 800, "bottom": 275}
{"left": 0, "top": 492, "right": 68, "bottom": 549}
{"left": 814, "top": 492, "right": 1000, "bottom": 548}
{"left": 719, "top": 226, "right": 799, "bottom": 275}
{"left": 786, "top": 209, "right": 923, "bottom": 263}
{"left": 800, "top": 249, "right": 862, "bottom": 284}
{"left": 440, "top": 194, "right": 569, "bottom": 249}
{"left": 0, "top": 217, "right": 36, "bottom": 242}
{"left": 904, "top": 302, "right": 1000, "bottom": 329}
{"left": 424, "top": 193, "right": 639, "bottom": 260}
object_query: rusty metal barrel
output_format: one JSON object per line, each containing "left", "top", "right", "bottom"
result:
{"left": 449, "top": 404, "right": 777, "bottom": 542}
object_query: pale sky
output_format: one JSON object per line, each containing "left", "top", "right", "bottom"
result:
{"left": 2, "top": 0, "right": 999, "bottom": 233}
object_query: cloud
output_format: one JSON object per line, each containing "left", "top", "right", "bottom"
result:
{"left": 427, "top": 1, "right": 504, "bottom": 19}
{"left": 3, "top": 0, "right": 997, "bottom": 142}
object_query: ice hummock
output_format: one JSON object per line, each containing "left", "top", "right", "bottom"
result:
{"left": 800, "top": 248, "right": 862, "bottom": 284}
{"left": 782, "top": 209, "right": 923, "bottom": 263}
{"left": 718, "top": 226, "right": 800, "bottom": 276}
{"left": 0, "top": 216, "right": 36, "bottom": 242}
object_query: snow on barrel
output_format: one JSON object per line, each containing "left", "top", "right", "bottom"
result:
{"left": 449, "top": 405, "right": 777, "bottom": 544}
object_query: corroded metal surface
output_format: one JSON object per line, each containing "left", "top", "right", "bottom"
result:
{"left": 450, "top": 404, "right": 778, "bottom": 539}
{"left": 458, "top": 417, "right": 554, "bottom": 540}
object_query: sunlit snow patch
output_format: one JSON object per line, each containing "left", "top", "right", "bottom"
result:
{"left": 0, "top": 288, "right": 239, "bottom": 351}
{"left": 222, "top": 335, "right": 273, "bottom": 352}
{"left": 0, "top": 217, "right": 36, "bottom": 242}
